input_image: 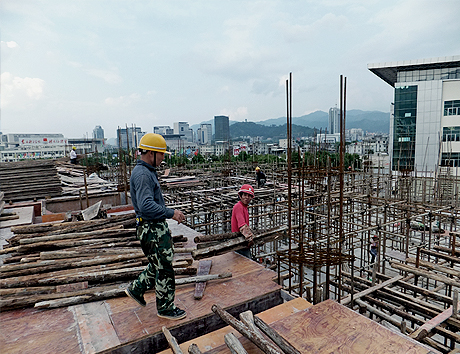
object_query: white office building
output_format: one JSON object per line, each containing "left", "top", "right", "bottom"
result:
{"left": 197, "top": 124, "right": 212, "bottom": 145}
{"left": 369, "top": 55, "right": 460, "bottom": 175}
{"left": 328, "top": 107, "right": 340, "bottom": 134}
{"left": 173, "top": 122, "right": 194, "bottom": 142}
{"left": 154, "top": 126, "right": 174, "bottom": 135}
{"left": 0, "top": 133, "right": 68, "bottom": 162}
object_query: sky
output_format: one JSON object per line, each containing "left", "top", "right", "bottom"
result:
{"left": 1, "top": 0, "right": 459, "bottom": 139}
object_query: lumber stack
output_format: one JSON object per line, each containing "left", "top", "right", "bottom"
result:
{"left": 0, "top": 160, "right": 63, "bottom": 202}
{"left": 0, "top": 212, "right": 196, "bottom": 311}
{"left": 192, "top": 226, "right": 288, "bottom": 260}
{"left": 55, "top": 161, "right": 118, "bottom": 195}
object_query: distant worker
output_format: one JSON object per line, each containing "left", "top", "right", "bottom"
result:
{"left": 70, "top": 146, "right": 77, "bottom": 164}
{"left": 126, "top": 133, "right": 187, "bottom": 321}
{"left": 255, "top": 166, "right": 266, "bottom": 188}
{"left": 231, "top": 184, "right": 255, "bottom": 259}
{"left": 370, "top": 235, "right": 379, "bottom": 263}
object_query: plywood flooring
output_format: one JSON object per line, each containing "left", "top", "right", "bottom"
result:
{"left": 163, "top": 298, "right": 440, "bottom": 354}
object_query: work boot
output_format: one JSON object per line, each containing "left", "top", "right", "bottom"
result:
{"left": 125, "top": 284, "right": 146, "bottom": 307}
{"left": 157, "top": 307, "right": 186, "bottom": 320}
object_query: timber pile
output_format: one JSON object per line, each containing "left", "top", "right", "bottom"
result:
{"left": 56, "top": 162, "right": 118, "bottom": 195}
{"left": 0, "top": 212, "right": 197, "bottom": 311}
{"left": 0, "top": 160, "right": 62, "bottom": 202}
{"left": 162, "top": 175, "right": 206, "bottom": 189}
{"left": 192, "top": 226, "right": 288, "bottom": 260}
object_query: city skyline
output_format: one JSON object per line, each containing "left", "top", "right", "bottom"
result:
{"left": 1, "top": 1, "right": 459, "bottom": 139}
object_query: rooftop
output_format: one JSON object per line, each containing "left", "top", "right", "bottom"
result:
{"left": 368, "top": 55, "right": 460, "bottom": 87}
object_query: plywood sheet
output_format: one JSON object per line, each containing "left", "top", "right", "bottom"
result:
{"left": 270, "top": 299, "right": 437, "bottom": 354}
{"left": 0, "top": 307, "right": 81, "bottom": 354}
{"left": 160, "top": 298, "right": 440, "bottom": 354}
{"left": 0, "top": 206, "right": 34, "bottom": 229}
{"left": 158, "top": 297, "right": 313, "bottom": 354}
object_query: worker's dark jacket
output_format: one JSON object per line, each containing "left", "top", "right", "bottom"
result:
{"left": 130, "top": 160, "right": 174, "bottom": 221}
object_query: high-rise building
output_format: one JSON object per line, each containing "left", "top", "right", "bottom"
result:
{"left": 197, "top": 123, "right": 212, "bottom": 145}
{"left": 328, "top": 107, "right": 340, "bottom": 134}
{"left": 369, "top": 55, "right": 460, "bottom": 174}
{"left": 117, "top": 126, "right": 145, "bottom": 149}
{"left": 214, "top": 115, "right": 230, "bottom": 142}
{"left": 93, "top": 125, "right": 104, "bottom": 140}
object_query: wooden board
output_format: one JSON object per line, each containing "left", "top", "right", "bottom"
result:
{"left": 159, "top": 298, "right": 438, "bottom": 354}
{"left": 158, "top": 297, "right": 313, "bottom": 354}
{"left": 269, "top": 299, "right": 437, "bottom": 354}
{"left": 73, "top": 301, "right": 121, "bottom": 353}
{"left": 194, "top": 260, "right": 212, "bottom": 299}
{"left": 0, "top": 206, "right": 34, "bottom": 229}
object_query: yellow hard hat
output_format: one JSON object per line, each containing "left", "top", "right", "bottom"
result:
{"left": 138, "top": 133, "right": 171, "bottom": 154}
{"left": 72, "top": 146, "right": 76, "bottom": 150}
{"left": 255, "top": 166, "right": 260, "bottom": 171}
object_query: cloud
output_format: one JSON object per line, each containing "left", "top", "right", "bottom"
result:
{"left": 0, "top": 72, "right": 45, "bottom": 108}
{"left": 85, "top": 68, "right": 122, "bottom": 84}
{"left": 1, "top": 40, "right": 19, "bottom": 48}
{"left": 104, "top": 93, "right": 142, "bottom": 106}
{"left": 363, "top": 0, "right": 460, "bottom": 58}
{"left": 188, "top": 8, "right": 282, "bottom": 82}
{"left": 219, "top": 107, "right": 248, "bottom": 121}
{"left": 278, "top": 13, "right": 349, "bottom": 43}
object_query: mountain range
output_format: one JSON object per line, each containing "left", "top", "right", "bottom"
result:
{"left": 191, "top": 109, "right": 390, "bottom": 139}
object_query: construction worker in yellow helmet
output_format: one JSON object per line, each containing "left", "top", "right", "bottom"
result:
{"left": 125, "top": 133, "right": 187, "bottom": 320}
{"left": 255, "top": 166, "right": 266, "bottom": 188}
{"left": 70, "top": 146, "right": 77, "bottom": 164}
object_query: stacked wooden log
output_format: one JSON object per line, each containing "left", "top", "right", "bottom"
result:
{"left": 192, "top": 226, "right": 288, "bottom": 260}
{"left": 0, "top": 213, "right": 196, "bottom": 311}
{"left": 0, "top": 160, "right": 63, "bottom": 202}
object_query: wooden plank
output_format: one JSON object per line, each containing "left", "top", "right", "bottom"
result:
{"left": 0, "top": 206, "right": 34, "bottom": 229}
{"left": 410, "top": 300, "right": 460, "bottom": 341}
{"left": 194, "top": 259, "right": 212, "bottom": 300}
{"left": 391, "top": 261, "right": 460, "bottom": 288}
{"left": 73, "top": 301, "right": 121, "bottom": 353}
{"left": 56, "top": 281, "right": 88, "bottom": 293}
{"left": 341, "top": 275, "right": 404, "bottom": 305}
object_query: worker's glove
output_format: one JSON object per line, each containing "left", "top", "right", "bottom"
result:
{"left": 240, "top": 224, "right": 254, "bottom": 246}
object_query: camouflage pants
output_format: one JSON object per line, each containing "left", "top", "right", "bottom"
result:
{"left": 131, "top": 220, "right": 176, "bottom": 313}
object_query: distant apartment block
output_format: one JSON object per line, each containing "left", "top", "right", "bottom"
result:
{"left": 279, "top": 138, "right": 296, "bottom": 149}
{"left": 348, "top": 128, "right": 364, "bottom": 142}
{"left": 117, "top": 126, "right": 145, "bottom": 149}
{"left": 369, "top": 55, "right": 460, "bottom": 174}
{"left": 173, "top": 122, "right": 194, "bottom": 142}
{"left": 93, "top": 125, "right": 104, "bottom": 140}
{"left": 328, "top": 107, "right": 340, "bottom": 134}
{"left": 214, "top": 116, "right": 230, "bottom": 142}
{"left": 199, "top": 144, "right": 215, "bottom": 156}
{"left": 197, "top": 124, "right": 212, "bottom": 145}
{"left": 154, "top": 126, "right": 174, "bottom": 135}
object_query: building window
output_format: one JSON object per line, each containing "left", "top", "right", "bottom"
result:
{"left": 393, "top": 85, "right": 417, "bottom": 171}
{"left": 444, "top": 100, "right": 460, "bottom": 116}
{"left": 397, "top": 66, "right": 460, "bottom": 83}
{"left": 441, "top": 152, "right": 460, "bottom": 167}
{"left": 442, "top": 126, "right": 460, "bottom": 142}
